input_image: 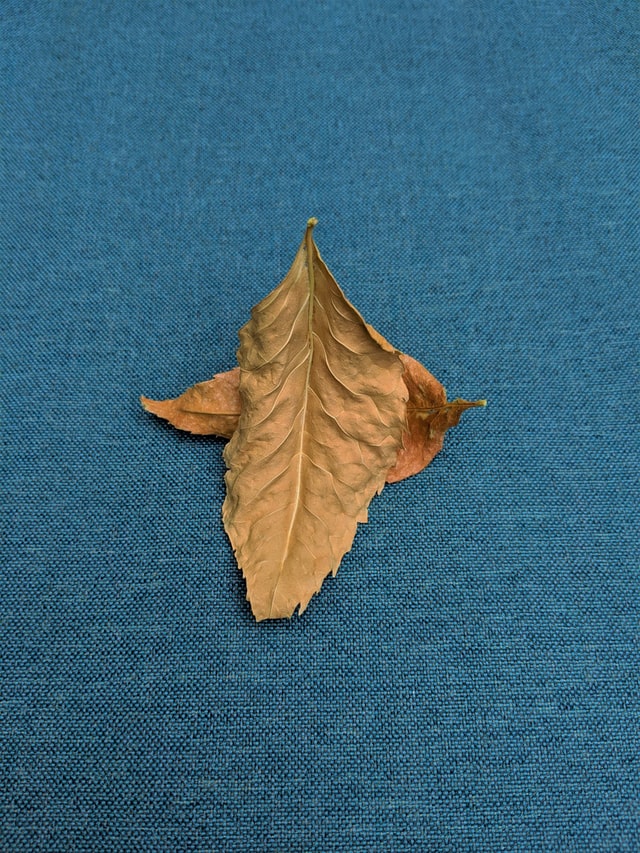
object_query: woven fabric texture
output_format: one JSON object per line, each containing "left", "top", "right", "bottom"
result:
{"left": 2, "top": 1, "right": 639, "bottom": 850}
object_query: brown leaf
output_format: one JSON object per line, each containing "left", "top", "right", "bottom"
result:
{"left": 222, "top": 219, "right": 408, "bottom": 620}
{"left": 140, "top": 368, "right": 241, "bottom": 437}
{"left": 387, "top": 353, "right": 486, "bottom": 483}
{"left": 141, "top": 219, "right": 485, "bottom": 620}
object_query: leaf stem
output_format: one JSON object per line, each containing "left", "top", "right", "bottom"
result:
{"left": 305, "top": 219, "right": 317, "bottom": 336}
{"left": 407, "top": 398, "right": 487, "bottom": 414}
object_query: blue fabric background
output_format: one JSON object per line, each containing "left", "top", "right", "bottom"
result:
{"left": 2, "top": 1, "right": 638, "bottom": 850}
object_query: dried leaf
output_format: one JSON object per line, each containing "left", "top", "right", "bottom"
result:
{"left": 387, "top": 354, "right": 486, "bottom": 483}
{"left": 141, "top": 219, "right": 485, "bottom": 621}
{"left": 365, "top": 324, "right": 486, "bottom": 481}
{"left": 140, "top": 368, "right": 240, "bottom": 437}
{"left": 222, "top": 219, "right": 407, "bottom": 620}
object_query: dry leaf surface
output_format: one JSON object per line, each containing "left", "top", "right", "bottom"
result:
{"left": 141, "top": 368, "right": 241, "bottom": 437}
{"left": 141, "top": 358, "right": 484, "bottom": 484}
{"left": 222, "top": 220, "right": 407, "bottom": 620}
{"left": 387, "top": 355, "right": 485, "bottom": 483}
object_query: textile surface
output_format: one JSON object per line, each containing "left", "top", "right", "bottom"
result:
{"left": 2, "top": 1, "right": 638, "bottom": 850}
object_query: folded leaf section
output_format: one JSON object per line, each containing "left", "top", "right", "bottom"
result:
{"left": 222, "top": 225, "right": 407, "bottom": 620}
{"left": 140, "top": 368, "right": 241, "bottom": 437}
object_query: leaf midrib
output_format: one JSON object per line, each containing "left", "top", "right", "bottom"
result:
{"left": 268, "top": 223, "right": 317, "bottom": 614}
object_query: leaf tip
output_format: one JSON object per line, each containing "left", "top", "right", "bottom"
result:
{"left": 306, "top": 216, "right": 318, "bottom": 231}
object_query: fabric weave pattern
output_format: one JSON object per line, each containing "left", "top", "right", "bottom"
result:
{"left": 2, "top": 2, "right": 638, "bottom": 850}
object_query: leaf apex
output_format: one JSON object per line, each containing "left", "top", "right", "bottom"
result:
{"left": 306, "top": 216, "right": 318, "bottom": 231}
{"left": 448, "top": 397, "right": 487, "bottom": 412}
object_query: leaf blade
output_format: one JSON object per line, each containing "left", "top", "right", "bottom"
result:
{"left": 222, "top": 222, "right": 407, "bottom": 620}
{"left": 140, "top": 368, "right": 241, "bottom": 437}
{"left": 386, "top": 354, "right": 485, "bottom": 483}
